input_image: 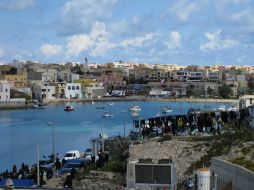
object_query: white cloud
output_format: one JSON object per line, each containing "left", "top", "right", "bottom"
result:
{"left": 120, "top": 33, "right": 156, "bottom": 47}
{"left": 200, "top": 30, "right": 238, "bottom": 52}
{"left": 66, "top": 21, "right": 115, "bottom": 57}
{"left": 0, "top": 48, "right": 4, "bottom": 58}
{"left": 58, "top": 0, "right": 116, "bottom": 35}
{"left": 40, "top": 44, "right": 62, "bottom": 56}
{"left": 169, "top": 0, "right": 207, "bottom": 22}
{"left": 165, "top": 31, "right": 181, "bottom": 49}
{"left": 0, "top": 0, "right": 35, "bottom": 11}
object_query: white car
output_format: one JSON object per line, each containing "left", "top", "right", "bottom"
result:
{"left": 63, "top": 150, "right": 81, "bottom": 160}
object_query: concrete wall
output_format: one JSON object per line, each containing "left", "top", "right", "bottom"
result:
{"left": 211, "top": 157, "right": 254, "bottom": 190}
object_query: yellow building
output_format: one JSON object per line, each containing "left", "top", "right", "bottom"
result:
{"left": 0, "top": 72, "right": 27, "bottom": 88}
{"left": 73, "top": 79, "right": 95, "bottom": 87}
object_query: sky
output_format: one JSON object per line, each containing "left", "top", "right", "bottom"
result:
{"left": 0, "top": 0, "right": 254, "bottom": 65}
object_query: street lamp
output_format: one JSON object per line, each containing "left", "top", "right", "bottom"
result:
{"left": 47, "top": 122, "right": 55, "bottom": 162}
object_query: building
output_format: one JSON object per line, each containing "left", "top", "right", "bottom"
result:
{"left": 65, "top": 83, "right": 82, "bottom": 99}
{"left": 173, "top": 70, "right": 204, "bottom": 82}
{"left": 32, "top": 84, "right": 56, "bottom": 101}
{"left": 0, "top": 72, "right": 27, "bottom": 88}
{"left": 83, "top": 82, "right": 105, "bottom": 99}
{"left": 0, "top": 80, "right": 10, "bottom": 102}
{"left": 239, "top": 95, "right": 254, "bottom": 109}
{"left": 54, "top": 82, "right": 66, "bottom": 98}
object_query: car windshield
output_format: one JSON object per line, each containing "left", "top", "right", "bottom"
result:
{"left": 64, "top": 153, "right": 74, "bottom": 157}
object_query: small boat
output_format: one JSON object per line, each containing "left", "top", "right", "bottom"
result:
{"left": 162, "top": 106, "right": 173, "bottom": 113}
{"left": 217, "top": 105, "right": 226, "bottom": 112}
{"left": 108, "top": 102, "right": 114, "bottom": 106}
{"left": 64, "top": 106, "right": 74, "bottom": 112}
{"left": 187, "top": 108, "right": 201, "bottom": 115}
{"left": 102, "top": 112, "right": 113, "bottom": 118}
{"left": 96, "top": 106, "right": 105, "bottom": 109}
{"left": 156, "top": 112, "right": 160, "bottom": 117}
{"left": 129, "top": 105, "right": 141, "bottom": 112}
{"left": 91, "top": 101, "right": 95, "bottom": 104}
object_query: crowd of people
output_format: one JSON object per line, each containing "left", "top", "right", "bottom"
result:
{"left": 130, "top": 110, "right": 240, "bottom": 140}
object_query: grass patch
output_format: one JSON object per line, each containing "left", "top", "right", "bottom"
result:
{"left": 230, "top": 157, "right": 254, "bottom": 172}
{"left": 241, "top": 146, "right": 251, "bottom": 155}
{"left": 157, "top": 135, "right": 172, "bottom": 142}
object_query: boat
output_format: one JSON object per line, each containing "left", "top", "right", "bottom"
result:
{"left": 96, "top": 106, "right": 105, "bottom": 109}
{"left": 217, "top": 105, "right": 226, "bottom": 112}
{"left": 108, "top": 102, "right": 114, "bottom": 106}
{"left": 32, "top": 104, "right": 46, "bottom": 109}
{"left": 64, "top": 106, "right": 74, "bottom": 112}
{"left": 187, "top": 108, "right": 201, "bottom": 115}
{"left": 129, "top": 105, "right": 141, "bottom": 112}
{"left": 91, "top": 101, "right": 95, "bottom": 104}
{"left": 102, "top": 112, "right": 113, "bottom": 118}
{"left": 162, "top": 106, "right": 173, "bottom": 113}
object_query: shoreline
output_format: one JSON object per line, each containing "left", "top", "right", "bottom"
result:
{"left": 0, "top": 96, "right": 238, "bottom": 110}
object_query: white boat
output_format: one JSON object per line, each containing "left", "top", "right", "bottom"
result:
{"left": 217, "top": 105, "right": 226, "bottom": 111}
{"left": 129, "top": 105, "right": 141, "bottom": 112}
{"left": 102, "top": 112, "right": 113, "bottom": 118}
{"left": 91, "top": 101, "right": 95, "bottom": 104}
{"left": 108, "top": 102, "right": 114, "bottom": 106}
{"left": 162, "top": 106, "right": 173, "bottom": 113}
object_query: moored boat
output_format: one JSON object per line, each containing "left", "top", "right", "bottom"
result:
{"left": 129, "top": 105, "right": 141, "bottom": 112}
{"left": 162, "top": 106, "right": 173, "bottom": 113}
{"left": 64, "top": 106, "right": 74, "bottom": 112}
{"left": 102, "top": 112, "right": 113, "bottom": 118}
{"left": 217, "top": 105, "right": 226, "bottom": 111}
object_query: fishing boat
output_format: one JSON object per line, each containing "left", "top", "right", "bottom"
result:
{"left": 64, "top": 106, "right": 74, "bottom": 112}
{"left": 162, "top": 106, "right": 173, "bottom": 113}
{"left": 102, "top": 112, "right": 113, "bottom": 118}
{"left": 129, "top": 105, "right": 141, "bottom": 112}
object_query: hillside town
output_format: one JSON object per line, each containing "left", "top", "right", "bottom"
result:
{"left": 0, "top": 60, "right": 254, "bottom": 104}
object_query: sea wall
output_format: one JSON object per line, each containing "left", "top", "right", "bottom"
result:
{"left": 211, "top": 157, "right": 254, "bottom": 190}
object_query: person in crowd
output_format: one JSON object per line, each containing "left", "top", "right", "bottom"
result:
{"left": 54, "top": 158, "right": 61, "bottom": 177}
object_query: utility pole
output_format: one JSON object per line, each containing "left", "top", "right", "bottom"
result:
{"left": 36, "top": 142, "right": 40, "bottom": 187}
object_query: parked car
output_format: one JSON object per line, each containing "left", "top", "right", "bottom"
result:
{"left": 63, "top": 150, "right": 81, "bottom": 161}
{"left": 60, "top": 159, "right": 86, "bottom": 174}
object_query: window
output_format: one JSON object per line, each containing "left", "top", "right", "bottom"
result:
{"left": 250, "top": 99, "right": 253, "bottom": 105}
{"left": 5, "top": 89, "right": 8, "bottom": 92}
{"left": 76, "top": 86, "right": 79, "bottom": 90}
{"left": 72, "top": 86, "right": 75, "bottom": 90}
{"left": 68, "top": 86, "right": 71, "bottom": 90}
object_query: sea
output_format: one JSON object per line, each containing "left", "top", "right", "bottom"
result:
{"left": 0, "top": 100, "right": 230, "bottom": 172}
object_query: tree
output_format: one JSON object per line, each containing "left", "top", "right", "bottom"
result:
{"left": 207, "top": 86, "right": 214, "bottom": 97}
{"left": 218, "top": 84, "right": 232, "bottom": 99}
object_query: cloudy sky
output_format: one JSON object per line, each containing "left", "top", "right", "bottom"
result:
{"left": 0, "top": 0, "right": 254, "bottom": 65}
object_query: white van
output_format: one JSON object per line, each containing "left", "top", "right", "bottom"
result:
{"left": 63, "top": 150, "right": 81, "bottom": 160}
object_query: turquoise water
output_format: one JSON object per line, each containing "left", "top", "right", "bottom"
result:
{"left": 0, "top": 100, "right": 229, "bottom": 171}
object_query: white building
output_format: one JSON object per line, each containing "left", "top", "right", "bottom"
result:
{"left": 239, "top": 95, "right": 254, "bottom": 109}
{"left": 83, "top": 82, "right": 104, "bottom": 99}
{"left": 32, "top": 84, "right": 56, "bottom": 101}
{"left": 0, "top": 80, "right": 10, "bottom": 102}
{"left": 65, "top": 83, "right": 82, "bottom": 99}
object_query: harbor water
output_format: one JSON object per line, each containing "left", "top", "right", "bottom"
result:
{"left": 0, "top": 100, "right": 231, "bottom": 172}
